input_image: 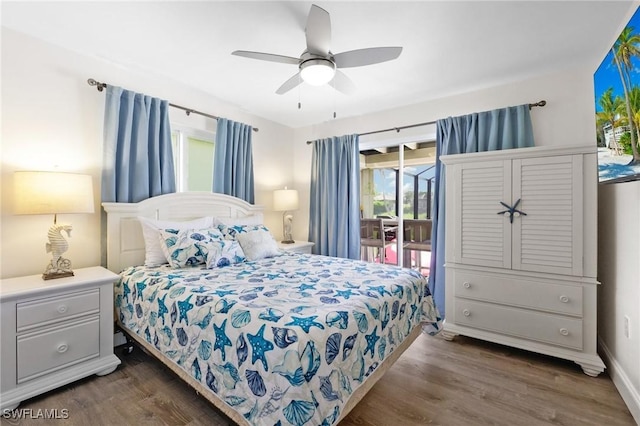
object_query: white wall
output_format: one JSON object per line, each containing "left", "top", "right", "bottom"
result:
{"left": 1, "top": 28, "right": 294, "bottom": 279}
{"left": 598, "top": 180, "right": 640, "bottom": 423}
{"left": 291, "top": 66, "right": 598, "bottom": 239}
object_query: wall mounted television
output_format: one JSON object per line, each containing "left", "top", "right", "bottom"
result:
{"left": 594, "top": 6, "right": 640, "bottom": 183}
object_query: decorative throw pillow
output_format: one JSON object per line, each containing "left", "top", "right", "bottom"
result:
{"left": 236, "top": 229, "right": 280, "bottom": 261}
{"left": 218, "top": 224, "right": 271, "bottom": 241}
{"left": 205, "top": 240, "right": 247, "bottom": 268}
{"left": 138, "top": 216, "right": 214, "bottom": 266}
{"left": 158, "top": 228, "right": 223, "bottom": 268}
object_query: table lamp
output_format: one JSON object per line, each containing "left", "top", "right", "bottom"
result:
{"left": 14, "top": 171, "right": 95, "bottom": 280}
{"left": 273, "top": 187, "right": 299, "bottom": 244}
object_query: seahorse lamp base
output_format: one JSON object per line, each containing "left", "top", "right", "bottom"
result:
{"left": 43, "top": 223, "right": 74, "bottom": 280}
{"left": 43, "top": 271, "right": 74, "bottom": 280}
{"left": 43, "top": 255, "right": 74, "bottom": 280}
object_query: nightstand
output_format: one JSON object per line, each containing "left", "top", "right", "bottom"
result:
{"left": 278, "top": 240, "right": 314, "bottom": 254}
{"left": 0, "top": 266, "right": 121, "bottom": 410}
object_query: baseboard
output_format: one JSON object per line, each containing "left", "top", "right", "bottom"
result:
{"left": 599, "top": 338, "right": 640, "bottom": 424}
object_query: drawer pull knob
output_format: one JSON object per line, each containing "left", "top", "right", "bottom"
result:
{"left": 462, "top": 309, "right": 471, "bottom": 317}
{"left": 57, "top": 305, "right": 68, "bottom": 314}
{"left": 57, "top": 344, "right": 69, "bottom": 353}
{"left": 559, "top": 328, "right": 569, "bottom": 336}
{"left": 559, "top": 295, "right": 570, "bottom": 303}
{"left": 463, "top": 282, "right": 471, "bottom": 289}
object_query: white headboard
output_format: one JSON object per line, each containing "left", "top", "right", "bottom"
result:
{"left": 102, "top": 192, "right": 264, "bottom": 273}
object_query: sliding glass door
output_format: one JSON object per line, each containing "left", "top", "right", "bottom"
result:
{"left": 360, "top": 147, "right": 400, "bottom": 265}
{"left": 402, "top": 156, "right": 435, "bottom": 274}
{"left": 360, "top": 141, "right": 436, "bottom": 273}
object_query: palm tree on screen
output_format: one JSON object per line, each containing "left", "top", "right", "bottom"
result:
{"left": 628, "top": 86, "right": 640, "bottom": 146}
{"left": 611, "top": 26, "right": 640, "bottom": 163}
{"left": 597, "top": 88, "right": 625, "bottom": 155}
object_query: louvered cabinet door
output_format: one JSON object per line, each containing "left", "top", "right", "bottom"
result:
{"left": 452, "top": 160, "right": 512, "bottom": 268}
{"left": 511, "top": 155, "right": 583, "bottom": 276}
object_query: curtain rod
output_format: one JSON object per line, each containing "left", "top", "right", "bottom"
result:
{"left": 305, "top": 100, "right": 546, "bottom": 145}
{"left": 87, "top": 78, "right": 259, "bottom": 132}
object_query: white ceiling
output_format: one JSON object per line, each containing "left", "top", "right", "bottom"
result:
{"left": 2, "top": 1, "right": 637, "bottom": 129}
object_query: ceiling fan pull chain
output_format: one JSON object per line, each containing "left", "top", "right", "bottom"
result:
{"left": 298, "top": 75, "right": 302, "bottom": 110}
{"left": 332, "top": 80, "right": 337, "bottom": 119}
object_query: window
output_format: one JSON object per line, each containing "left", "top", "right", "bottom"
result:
{"left": 171, "top": 126, "right": 215, "bottom": 192}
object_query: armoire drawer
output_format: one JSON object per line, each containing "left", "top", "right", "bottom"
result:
{"left": 16, "top": 317, "right": 100, "bottom": 383}
{"left": 16, "top": 289, "right": 100, "bottom": 331}
{"left": 453, "top": 299, "right": 583, "bottom": 350}
{"left": 453, "top": 271, "right": 582, "bottom": 316}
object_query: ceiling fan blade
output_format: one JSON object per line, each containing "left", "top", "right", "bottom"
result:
{"left": 232, "top": 50, "right": 299, "bottom": 65}
{"left": 276, "top": 72, "right": 303, "bottom": 95}
{"left": 330, "top": 70, "right": 356, "bottom": 95}
{"left": 305, "top": 4, "right": 331, "bottom": 55}
{"left": 334, "top": 47, "right": 403, "bottom": 68}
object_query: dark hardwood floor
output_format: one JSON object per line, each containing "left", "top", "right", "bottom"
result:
{"left": 4, "top": 334, "right": 635, "bottom": 426}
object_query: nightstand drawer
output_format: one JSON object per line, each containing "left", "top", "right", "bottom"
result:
{"left": 453, "top": 271, "right": 583, "bottom": 316}
{"left": 454, "top": 299, "right": 583, "bottom": 350}
{"left": 16, "top": 289, "right": 100, "bottom": 331}
{"left": 17, "top": 317, "right": 100, "bottom": 383}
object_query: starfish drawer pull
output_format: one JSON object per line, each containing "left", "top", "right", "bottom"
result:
{"left": 497, "top": 198, "right": 527, "bottom": 223}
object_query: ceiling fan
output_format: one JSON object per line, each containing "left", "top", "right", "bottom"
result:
{"left": 232, "top": 4, "right": 402, "bottom": 95}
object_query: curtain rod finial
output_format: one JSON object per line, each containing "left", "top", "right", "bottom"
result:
{"left": 87, "top": 78, "right": 106, "bottom": 92}
{"left": 529, "top": 100, "right": 546, "bottom": 109}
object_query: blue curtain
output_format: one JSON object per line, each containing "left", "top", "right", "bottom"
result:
{"left": 213, "top": 118, "right": 255, "bottom": 204}
{"left": 429, "top": 105, "right": 534, "bottom": 316}
{"left": 101, "top": 86, "right": 175, "bottom": 203}
{"left": 308, "top": 135, "right": 361, "bottom": 259}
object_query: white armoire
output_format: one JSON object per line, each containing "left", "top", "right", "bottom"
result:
{"left": 440, "top": 144, "right": 605, "bottom": 376}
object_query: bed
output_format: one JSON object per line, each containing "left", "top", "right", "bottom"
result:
{"left": 103, "top": 192, "right": 441, "bottom": 426}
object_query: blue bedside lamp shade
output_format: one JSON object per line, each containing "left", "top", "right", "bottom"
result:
{"left": 14, "top": 171, "right": 95, "bottom": 280}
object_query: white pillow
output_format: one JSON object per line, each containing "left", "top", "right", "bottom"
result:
{"left": 213, "top": 214, "right": 264, "bottom": 227}
{"left": 205, "top": 240, "right": 247, "bottom": 268}
{"left": 236, "top": 229, "right": 280, "bottom": 261}
{"left": 138, "top": 216, "right": 214, "bottom": 266}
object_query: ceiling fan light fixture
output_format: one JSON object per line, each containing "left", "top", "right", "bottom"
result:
{"left": 300, "top": 58, "right": 336, "bottom": 86}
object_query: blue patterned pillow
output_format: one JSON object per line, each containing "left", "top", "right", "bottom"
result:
{"left": 217, "top": 224, "right": 271, "bottom": 240}
{"left": 158, "top": 228, "right": 223, "bottom": 268}
{"left": 205, "top": 240, "right": 247, "bottom": 268}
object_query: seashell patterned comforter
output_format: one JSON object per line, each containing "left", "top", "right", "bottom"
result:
{"left": 115, "top": 252, "right": 442, "bottom": 426}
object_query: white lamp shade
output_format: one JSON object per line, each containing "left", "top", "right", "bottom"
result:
{"left": 14, "top": 171, "right": 95, "bottom": 215}
{"left": 273, "top": 188, "right": 299, "bottom": 211}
